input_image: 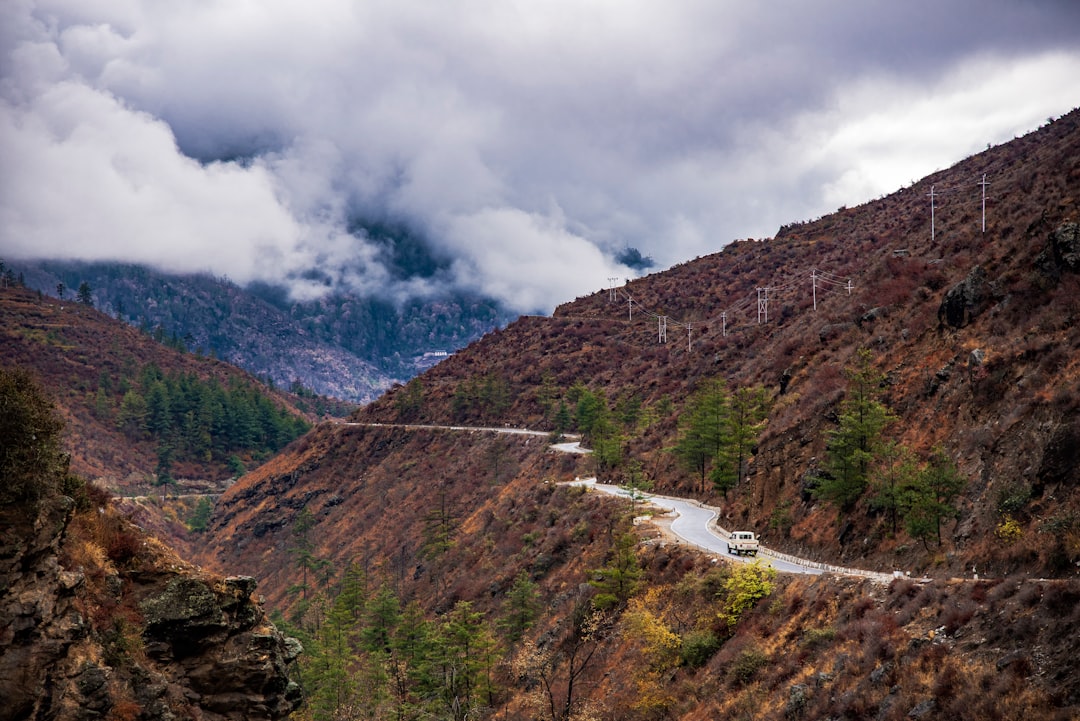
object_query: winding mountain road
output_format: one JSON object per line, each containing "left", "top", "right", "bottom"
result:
{"left": 568, "top": 478, "right": 895, "bottom": 582}
{"left": 337, "top": 421, "right": 900, "bottom": 581}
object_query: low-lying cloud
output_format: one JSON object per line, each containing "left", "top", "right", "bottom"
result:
{"left": 2, "top": 0, "right": 1079, "bottom": 312}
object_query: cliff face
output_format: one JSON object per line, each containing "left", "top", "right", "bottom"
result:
{"left": 0, "top": 492, "right": 302, "bottom": 721}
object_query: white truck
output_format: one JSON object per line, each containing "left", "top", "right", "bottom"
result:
{"left": 726, "top": 531, "right": 760, "bottom": 556}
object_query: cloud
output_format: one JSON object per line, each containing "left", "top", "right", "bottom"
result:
{"left": 2, "top": 0, "right": 1080, "bottom": 313}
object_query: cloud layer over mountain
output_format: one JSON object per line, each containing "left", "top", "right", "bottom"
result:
{"left": 2, "top": 1, "right": 1079, "bottom": 312}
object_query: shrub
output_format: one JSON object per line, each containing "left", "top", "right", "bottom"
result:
{"left": 679, "top": 629, "right": 722, "bottom": 668}
{"left": 995, "top": 515, "right": 1023, "bottom": 544}
{"left": 728, "top": 647, "right": 769, "bottom": 686}
{"left": 800, "top": 627, "right": 836, "bottom": 651}
{"left": 719, "top": 561, "right": 776, "bottom": 627}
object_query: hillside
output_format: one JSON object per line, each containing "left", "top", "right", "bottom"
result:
{"left": 192, "top": 112, "right": 1080, "bottom": 719}
{"left": 13, "top": 260, "right": 517, "bottom": 403}
{"left": 0, "top": 286, "right": 336, "bottom": 555}
{"left": 354, "top": 108, "right": 1080, "bottom": 579}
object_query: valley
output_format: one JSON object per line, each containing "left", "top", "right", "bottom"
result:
{"left": 5, "top": 109, "right": 1080, "bottom": 720}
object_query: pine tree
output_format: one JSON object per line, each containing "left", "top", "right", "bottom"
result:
{"left": 0, "top": 368, "right": 68, "bottom": 505}
{"left": 500, "top": 571, "right": 541, "bottom": 642}
{"left": 815, "top": 349, "right": 897, "bottom": 511}
{"left": 714, "top": 385, "right": 770, "bottom": 495}
{"left": 432, "top": 601, "right": 499, "bottom": 721}
{"left": 589, "top": 532, "right": 642, "bottom": 610}
{"left": 901, "top": 447, "right": 966, "bottom": 548}
{"left": 871, "top": 442, "right": 919, "bottom": 534}
{"left": 673, "top": 378, "right": 729, "bottom": 494}
{"left": 76, "top": 281, "right": 93, "bottom": 306}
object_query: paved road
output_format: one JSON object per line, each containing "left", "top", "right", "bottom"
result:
{"left": 335, "top": 421, "right": 896, "bottom": 581}
{"left": 570, "top": 477, "right": 895, "bottom": 581}
{"left": 340, "top": 421, "right": 576, "bottom": 440}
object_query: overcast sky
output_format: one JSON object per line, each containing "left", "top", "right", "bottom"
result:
{"left": 2, "top": 1, "right": 1079, "bottom": 312}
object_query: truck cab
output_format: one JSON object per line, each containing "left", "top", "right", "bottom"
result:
{"left": 727, "top": 531, "right": 759, "bottom": 556}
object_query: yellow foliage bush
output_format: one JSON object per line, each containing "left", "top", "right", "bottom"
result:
{"left": 995, "top": 515, "right": 1023, "bottom": 544}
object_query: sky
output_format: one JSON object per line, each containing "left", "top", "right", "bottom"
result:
{"left": 2, "top": 1, "right": 1079, "bottom": 313}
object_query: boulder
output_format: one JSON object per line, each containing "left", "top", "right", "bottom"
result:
{"left": 938, "top": 266, "right": 988, "bottom": 328}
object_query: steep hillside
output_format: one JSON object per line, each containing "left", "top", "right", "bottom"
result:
{"left": 13, "top": 261, "right": 516, "bottom": 403}
{"left": 194, "top": 112, "right": 1080, "bottom": 719}
{"left": 0, "top": 287, "right": 321, "bottom": 490}
{"left": 356, "top": 109, "right": 1080, "bottom": 579}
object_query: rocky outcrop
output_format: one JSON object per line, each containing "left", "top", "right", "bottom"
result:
{"left": 1036, "top": 222, "right": 1080, "bottom": 282}
{"left": 0, "top": 495, "right": 302, "bottom": 721}
{"left": 938, "top": 265, "right": 989, "bottom": 328}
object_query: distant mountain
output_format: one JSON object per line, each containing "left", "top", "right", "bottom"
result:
{"left": 13, "top": 261, "right": 517, "bottom": 403}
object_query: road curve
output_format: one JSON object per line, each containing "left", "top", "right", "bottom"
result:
{"left": 570, "top": 477, "right": 896, "bottom": 582}
{"left": 334, "top": 422, "right": 896, "bottom": 582}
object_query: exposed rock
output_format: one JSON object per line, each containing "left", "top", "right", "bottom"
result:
{"left": 0, "top": 496, "right": 301, "bottom": 721}
{"left": 938, "top": 266, "right": 989, "bottom": 328}
{"left": 1036, "top": 418, "right": 1080, "bottom": 488}
{"left": 857, "top": 306, "right": 888, "bottom": 326}
{"left": 1036, "top": 222, "right": 1080, "bottom": 280}
{"left": 908, "top": 699, "right": 936, "bottom": 718}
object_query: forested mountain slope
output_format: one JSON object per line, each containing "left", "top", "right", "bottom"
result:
{"left": 13, "top": 260, "right": 516, "bottom": 403}
{"left": 0, "top": 286, "right": 329, "bottom": 554}
{"left": 193, "top": 113, "right": 1080, "bottom": 719}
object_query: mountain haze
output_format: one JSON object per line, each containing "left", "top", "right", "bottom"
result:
{"left": 14, "top": 260, "right": 516, "bottom": 403}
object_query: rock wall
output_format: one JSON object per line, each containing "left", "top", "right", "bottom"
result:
{"left": 0, "top": 495, "right": 302, "bottom": 721}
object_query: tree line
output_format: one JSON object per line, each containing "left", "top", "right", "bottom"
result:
{"left": 95, "top": 363, "right": 310, "bottom": 483}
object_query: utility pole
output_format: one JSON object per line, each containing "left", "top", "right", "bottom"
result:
{"left": 627, "top": 296, "right": 633, "bottom": 321}
{"left": 811, "top": 269, "right": 817, "bottom": 311}
{"left": 686, "top": 322, "right": 692, "bottom": 352}
{"left": 846, "top": 279, "right": 853, "bottom": 296}
{"left": 658, "top": 316, "right": 667, "bottom": 343}
{"left": 927, "top": 184, "right": 936, "bottom": 243}
{"left": 978, "top": 174, "right": 989, "bottom": 233}
{"left": 608, "top": 277, "right": 619, "bottom": 302}
{"left": 721, "top": 311, "right": 727, "bottom": 337}
{"left": 757, "top": 287, "right": 769, "bottom": 324}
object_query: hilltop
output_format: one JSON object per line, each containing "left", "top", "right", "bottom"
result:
{"left": 192, "top": 112, "right": 1080, "bottom": 718}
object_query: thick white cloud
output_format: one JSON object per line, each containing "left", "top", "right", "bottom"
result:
{"left": 2, "top": 0, "right": 1079, "bottom": 312}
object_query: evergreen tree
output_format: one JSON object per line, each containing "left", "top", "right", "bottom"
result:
{"left": 871, "top": 442, "right": 919, "bottom": 534}
{"left": 289, "top": 507, "right": 317, "bottom": 604}
{"left": 589, "top": 532, "right": 642, "bottom": 610}
{"left": 551, "top": 400, "right": 572, "bottom": 440}
{"left": 500, "top": 571, "right": 541, "bottom": 642}
{"left": 673, "top": 378, "right": 729, "bottom": 494}
{"left": 901, "top": 447, "right": 966, "bottom": 548}
{"left": 432, "top": 601, "right": 499, "bottom": 721}
{"left": 714, "top": 385, "right": 770, "bottom": 495}
{"left": 145, "top": 380, "right": 172, "bottom": 437}
{"left": 116, "top": 389, "right": 148, "bottom": 439}
{"left": 187, "top": 496, "right": 213, "bottom": 533}
{"left": 362, "top": 584, "right": 402, "bottom": 654}
{"left": 76, "top": 281, "right": 93, "bottom": 306}
{"left": 815, "top": 349, "right": 897, "bottom": 511}
{"left": 0, "top": 368, "right": 68, "bottom": 505}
